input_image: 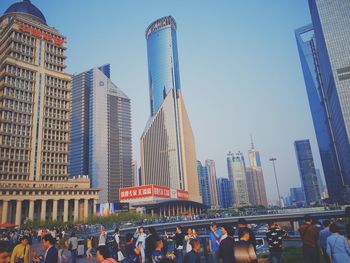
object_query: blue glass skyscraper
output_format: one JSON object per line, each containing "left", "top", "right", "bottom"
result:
{"left": 197, "top": 161, "right": 211, "bottom": 207}
{"left": 146, "top": 16, "right": 181, "bottom": 116}
{"left": 296, "top": 0, "right": 350, "bottom": 203}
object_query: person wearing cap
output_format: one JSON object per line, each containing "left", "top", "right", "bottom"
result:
{"left": 208, "top": 222, "right": 222, "bottom": 263}
{"left": 10, "top": 235, "right": 30, "bottom": 263}
{"left": 298, "top": 215, "right": 320, "bottom": 263}
{"left": 0, "top": 243, "right": 10, "bottom": 263}
{"left": 217, "top": 225, "right": 235, "bottom": 263}
{"left": 236, "top": 218, "right": 256, "bottom": 252}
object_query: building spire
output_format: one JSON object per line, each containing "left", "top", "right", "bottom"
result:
{"left": 250, "top": 134, "right": 255, "bottom": 149}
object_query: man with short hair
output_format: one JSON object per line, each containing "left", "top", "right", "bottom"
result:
{"left": 236, "top": 218, "right": 256, "bottom": 251}
{"left": 299, "top": 215, "right": 320, "bottom": 263}
{"left": 183, "top": 240, "right": 200, "bottom": 263}
{"left": 319, "top": 220, "right": 332, "bottom": 263}
{"left": 152, "top": 239, "right": 164, "bottom": 263}
{"left": 0, "top": 243, "right": 10, "bottom": 263}
{"left": 266, "top": 222, "right": 287, "bottom": 263}
{"left": 218, "top": 225, "right": 235, "bottom": 263}
{"left": 168, "top": 226, "right": 185, "bottom": 263}
{"left": 208, "top": 222, "right": 222, "bottom": 263}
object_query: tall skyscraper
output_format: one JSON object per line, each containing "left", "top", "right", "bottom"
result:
{"left": 299, "top": 0, "right": 350, "bottom": 203}
{"left": 0, "top": 0, "right": 98, "bottom": 225}
{"left": 227, "top": 152, "right": 250, "bottom": 207}
{"left": 197, "top": 161, "right": 211, "bottom": 206}
{"left": 217, "top": 177, "right": 232, "bottom": 209}
{"left": 294, "top": 140, "right": 321, "bottom": 204}
{"left": 245, "top": 139, "right": 268, "bottom": 207}
{"left": 70, "top": 64, "right": 132, "bottom": 203}
{"left": 295, "top": 25, "right": 341, "bottom": 204}
{"left": 140, "top": 16, "right": 201, "bottom": 202}
{"left": 205, "top": 160, "right": 219, "bottom": 209}
{"left": 290, "top": 187, "right": 306, "bottom": 204}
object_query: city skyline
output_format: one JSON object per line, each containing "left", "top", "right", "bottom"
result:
{"left": 0, "top": 0, "right": 324, "bottom": 200}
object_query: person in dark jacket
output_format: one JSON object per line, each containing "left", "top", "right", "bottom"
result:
{"left": 168, "top": 226, "right": 185, "bottom": 263}
{"left": 183, "top": 240, "right": 200, "bottom": 263}
{"left": 218, "top": 225, "right": 235, "bottom": 263}
{"left": 236, "top": 218, "right": 256, "bottom": 252}
{"left": 33, "top": 234, "right": 58, "bottom": 263}
{"left": 145, "top": 227, "right": 159, "bottom": 263}
{"left": 299, "top": 215, "right": 320, "bottom": 263}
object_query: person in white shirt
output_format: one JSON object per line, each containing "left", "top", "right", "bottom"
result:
{"left": 98, "top": 227, "right": 107, "bottom": 246}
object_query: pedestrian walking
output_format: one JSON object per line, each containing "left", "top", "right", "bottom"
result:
{"left": 208, "top": 222, "right": 222, "bottom": 263}
{"left": 145, "top": 228, "right": 158, "bottom": 263}
{"left": 136, "top": 227, "right": 147, "bottom": 263}
{"left": 68, "top": 232, "right": 78, "bottom": 263}
{"left": 326, "top": 223, "right": 350, "bottom": 263}
{"left": 152, "top": 239, "right": 164, "bottom": 263}
{"left": 86, "top": 236, "right": 93, "bottom": 259}
{"left": 125, "top": 233, "right": 141, "bottom": 263}
{"left": 167, "top": 226, "right": 184, "bottom": 263}
{"left": 299, "top": 215, "right": 320, "bottom": 263}
{"left": 96, "top": 245, "right": 118, "bottom": 263}
{"left": 217, "top": 225, "right": 235, "bottom": 263}
{"left": 183, "top": 240, "right": 200, "bottom": 263}
{"left": 266, "top": 222, "right": 287, "bottom": 263}
{"left": 99, "top": 227, "right": 107, "bottom": 246}
{"left": 320, "top": 220, "right": 332, "bottom": 263}
{"left": 234, "top": 229, "right": 257, "bottom": 263}
{"left": 10, "top": 235, "right": 30, "bottom": 263}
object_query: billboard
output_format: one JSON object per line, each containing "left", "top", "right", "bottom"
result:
{"left": 119, "top": 185, "right": 188, "bottom": 201}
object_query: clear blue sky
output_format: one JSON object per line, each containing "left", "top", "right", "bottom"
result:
{"left": 1, "top": 0, "right": 321, "bottom": 202}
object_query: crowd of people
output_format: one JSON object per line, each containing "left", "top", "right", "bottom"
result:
{"left": 0, "top": 215, "right": 350, "bottom": 263}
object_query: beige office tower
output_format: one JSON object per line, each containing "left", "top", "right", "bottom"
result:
{"left": 246, "top": 142, "right": 268, "bottom": 207}
{"left": 140, "top": 89, "right": 201, "bottom": 202}
{"left": 0, "top": 0, "right": 98, "bottom": 226}
{"left": 205, "top": 160, "right": 219, "bottom": 209}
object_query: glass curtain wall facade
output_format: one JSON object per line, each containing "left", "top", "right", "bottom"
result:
{"left": 294, "top": 140, "right": 321, "bottom": 204}
{"left": 141, "top": 16, "right": 201, "bottom": 202}
{"left": 217, "top": 177, "right": 232, "bottom": 208}
{"left": 295, "top": 25, "right": 342, "bottom": 203}
{"left": 307, "top": 0, "right": 350, "bottom": 203}
{"left": 197, "top": 161, "right": 211, "bottom": 206}
{"left": 71, "top": 65, "right": 132, "bottom": 203}
{"left": 227, "top": 152, "right": 250, "bottom": 207}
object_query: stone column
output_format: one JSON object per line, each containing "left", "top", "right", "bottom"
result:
{"left": 52, "top": 200, "right": 58, "bottom": 221}
{"left": 151, "top": 209, "right": 154, "bottom": 217}
{"left": 93, "top": 199, "right": 97, "bottom": 215}
{"left": 41, "top": 200, "right": 46, "bottom": 222}
{"left": 63, "top": 199, "right": 68, "bottom": 222}
{"left": 74, "top": 199, "right": 79, "bottom": 222}
{"left": 84, "top": 199, "right": 89, "bottom": 219}
{"left": 1, "top": 200, "right": 8, "bottom": 223}
{"left": 15, "top": 200, "right": 22, "bottom": 226}
{"left": 28, "top": 200, "right": 34, "bottom": 221}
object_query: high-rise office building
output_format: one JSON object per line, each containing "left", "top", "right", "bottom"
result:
{"left": 140, "top": 16, "right": 201, "bottom": 202}
{"left": 290, "top": 187, "right": 306, "bottom": 204}
{"left": 132, "top": 160, "right": 139, "bottom": 186}
{"left": 70, "top": 64, "right": 132, "bottom": 204}
{"left": 227, "top": 152, "right": 250, "bottom": 207}
{"left": 295, "top": 24, "right": 341, "bottom": 204}
{"left": 300, "top": 0, "right": 350, "bottom": 203}
{"left": 0, "top": 0, "right": 98, "bottom": 225}
{"left": 245, "top": 140, "right": 268, "bottom": 207}
{"left": 197, "top": 161, "right": 210, "bottom": 206}
{"left": 205, "top": 160, "right": 219, "bottom": 209}
{"left": 294, "top": 140, "right": 321, "bottom": 204}
{"left": 217, "top": 177, "right": 232, "bottom": 209}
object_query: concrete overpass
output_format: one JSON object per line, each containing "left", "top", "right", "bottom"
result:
{"left": 120, "top": 209, "right": 347, "bottom": 233}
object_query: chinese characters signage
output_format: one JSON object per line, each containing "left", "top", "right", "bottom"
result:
{"left": 119, "top": 185, "right": 189, "bottom": 201}
{"left": 18, "top": 23, "right": 64, "bottom": 46}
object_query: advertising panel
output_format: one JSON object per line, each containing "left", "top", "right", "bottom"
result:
{"left": 119, "top": 185, "right": 153, "bottom": 200}
{"left": 177, "top": 189, "right": 189, "bottom": 200}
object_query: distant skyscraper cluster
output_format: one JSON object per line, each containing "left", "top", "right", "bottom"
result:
{"left": 296, "top": 0, "right": 350, "bottom": 203}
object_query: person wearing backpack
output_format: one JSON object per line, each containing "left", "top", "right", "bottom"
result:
{"left": 326, "top": 223, "right": 350, "bottom": 263}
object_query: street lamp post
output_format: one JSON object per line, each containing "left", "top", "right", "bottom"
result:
{"left": 269, "top": 158, "right": 283, "bottom": 208}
